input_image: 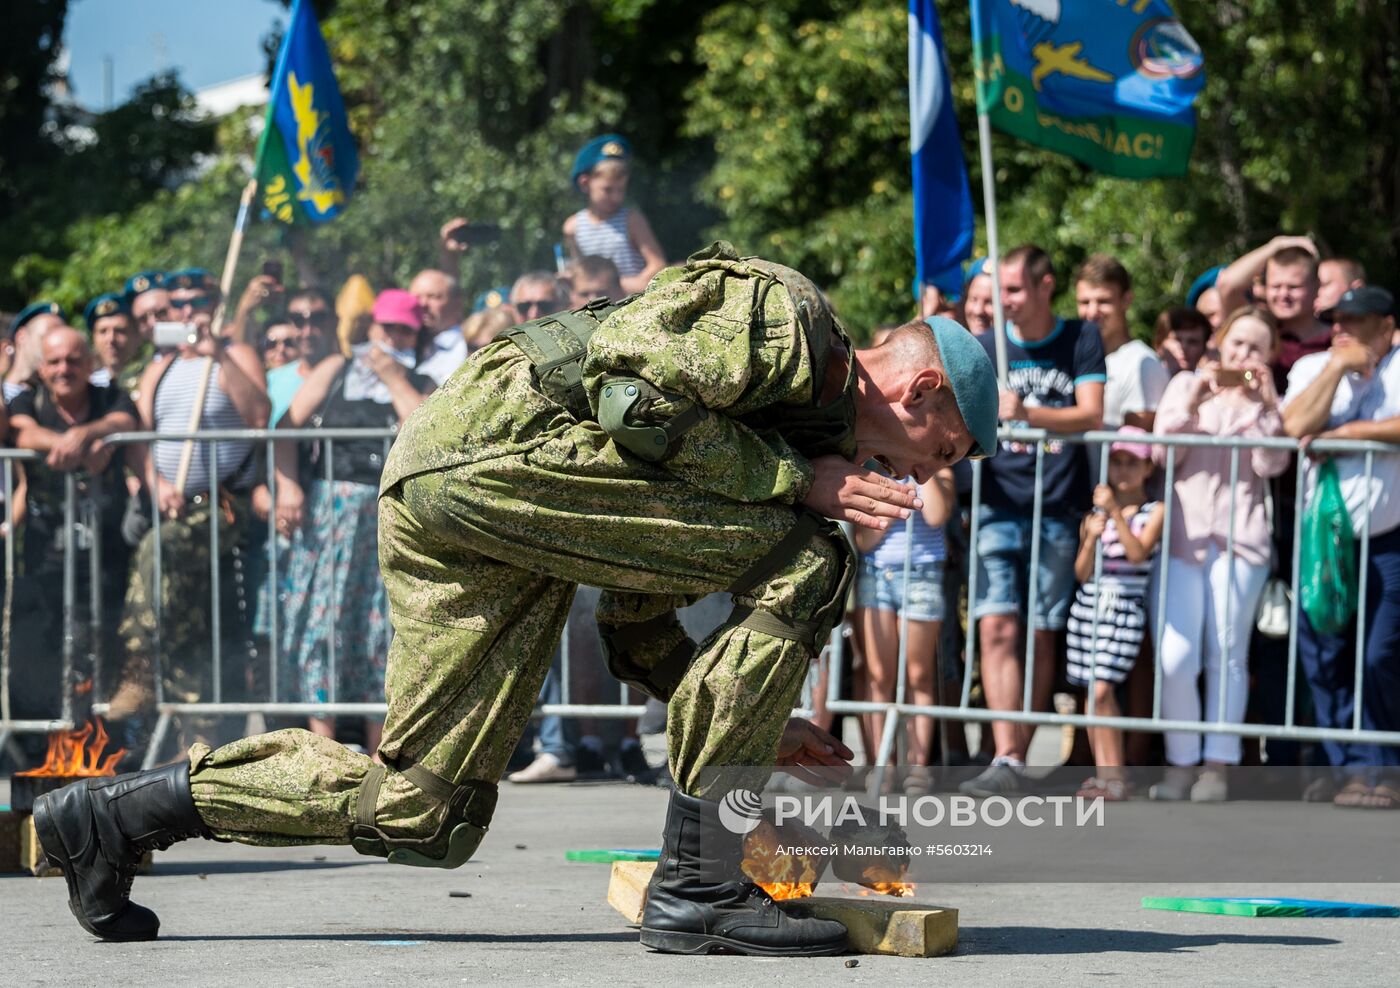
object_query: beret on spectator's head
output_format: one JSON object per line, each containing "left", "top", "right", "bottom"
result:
{"left": 123, "top": 270, "right": 167, "bottom": 299}
{"left": 1320, "top": 285, "right": 1395, "bottom": 323}
{"left": 965, "top": 257, "right": 988, "bottom": 284}
{"left": 9, "top": 301, "right": 65, "bottom": 338}
{"left": 1186, "top": 265, "right": 1223, "bottom": 307}
{"left": 473, "top": 286, "right": 512, "bottom": 313}
{"left": 928, "top": 315, "right": 999, "bottom": 461}
{"left": 165, "top": 268, "right": 216, "bottom": 292}
{"left": 84, "top": 292, "right": 132, "bottom": 329}
{"left": 571, "top": 134, "right": 631, "bottom": 184}
{"left": 371, "top": 289, "right": 423, "bottom": 330}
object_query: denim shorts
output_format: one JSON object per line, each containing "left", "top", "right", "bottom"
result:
{"left": 971, "top": 507, "right": 1080, "bottom": 631}
{"left": 856, "top": 559, "right": 946, "bottom": 623}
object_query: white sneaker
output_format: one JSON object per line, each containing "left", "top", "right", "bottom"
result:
{"left": 1149, "top": 766, "right": 1196, "bottom": 801}
{"left": 507, "top": 752, "right": 578, "bottom": 784}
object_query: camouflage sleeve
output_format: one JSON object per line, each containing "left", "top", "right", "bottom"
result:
{"left": 582, "top": 267, "right": 816, "bottom": 505}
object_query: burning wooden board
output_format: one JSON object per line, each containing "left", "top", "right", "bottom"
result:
{"left": 605, "top": 861, "right": 958, "bottom": 958}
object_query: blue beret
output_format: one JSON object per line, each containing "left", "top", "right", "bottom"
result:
{"left": 964, "top": 257, "right": 988, "bottom": 284}
{"left": 571, "top": 134, "right": 631, "bottom": 184}
{"left": 1186, "top": 265, "right": 1223, "bottom": 307}
{"left": 929, "top": 316, "right": 999, "bottom": 460}
{"left": 10, "top": 301, "right": 65, "bottom": 337}
{"left": 165, "top": 268, "right": 215, "bottom": 291}
{"left": 472, "top": 286, "right": 512, "bottom": 313}
{"left": 123, "top": 270, "right": 166, "bottom": 299}
{"left": 84, "top": 292, "right": 132, "bottom": 328}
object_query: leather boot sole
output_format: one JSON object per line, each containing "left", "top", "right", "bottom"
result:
{"left": 639, "top": 928, "right": 847, "bottom": 956}
{"left": 32, "top": 791, "right": 160, "bottom": 943}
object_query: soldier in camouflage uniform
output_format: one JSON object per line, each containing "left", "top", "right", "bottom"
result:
{"left": 35, "top": 243, "right": 998, "bottom": 955}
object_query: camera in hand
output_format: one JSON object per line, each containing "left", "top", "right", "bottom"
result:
{"left": 1215, "top": 368, "right": 1254, "bottom": 388}
{"left": 153, "top": 321, "right": 198, "bottom": 350}
{"left": 448, "top": 222, "right": 502, "bottom": 246}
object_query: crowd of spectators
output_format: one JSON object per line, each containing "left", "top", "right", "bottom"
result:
{"left": 1, "top": 133, "right": 1397, "bottom": 807}
{"left": 887, "top": 234, "right": 1396, "bottom": 809}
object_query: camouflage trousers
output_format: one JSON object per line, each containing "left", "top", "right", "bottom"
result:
{"left": 190, "top": 430, "right": 849, "bottom": 856}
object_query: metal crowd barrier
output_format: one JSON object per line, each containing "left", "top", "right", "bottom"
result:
{"left": 7, "top": 424, "right": 1398, "bottom": 772}
{"left": 826, "top": 426, "right": 1400, "bottom": 765}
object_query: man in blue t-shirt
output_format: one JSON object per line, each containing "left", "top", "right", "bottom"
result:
{"left": 962, "top": 245, "right": 1105, "bottom": 796}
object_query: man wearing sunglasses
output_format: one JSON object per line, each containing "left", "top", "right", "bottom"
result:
{"left": 37, "top": 244, "right": 995, "bottom": 957}
{"left": 509, "top": 270, "right": 567, "bottom": 323}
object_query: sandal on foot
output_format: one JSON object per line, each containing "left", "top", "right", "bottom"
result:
{"left": 1333, "top": 778, "right": 1374, "bottom": 807}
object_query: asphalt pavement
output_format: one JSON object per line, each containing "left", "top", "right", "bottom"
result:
{"left": 3, "top": 776, "right": 1397, "bottom": 987}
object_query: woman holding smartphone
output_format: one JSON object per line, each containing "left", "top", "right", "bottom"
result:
{"left": 1151, "top": 305, "right": 1291, "bottom": 801}
{"left": 273, "top": 289, "right": 435, "bottom": 758}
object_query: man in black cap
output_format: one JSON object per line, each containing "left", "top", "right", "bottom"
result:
{"left": 1282, "top": 286, "right": 1400, "bottom": 808}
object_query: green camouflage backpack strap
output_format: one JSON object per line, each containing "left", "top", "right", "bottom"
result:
{"left": 500, "top": 296, "right": 634, "bottom": 420}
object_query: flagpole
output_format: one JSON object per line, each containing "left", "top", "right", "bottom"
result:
{"left": 970, "top": 0, "right": 1008, "bottom": 388}
{"left": 170, "top": 177, "right": 259, "bottom": 504}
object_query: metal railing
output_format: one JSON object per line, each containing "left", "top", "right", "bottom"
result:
{"left": 5, "top": 424, "right": 1398, "bottom": 772}
{"left": 826, "top": 426, "right": 1400, "bottom": 765}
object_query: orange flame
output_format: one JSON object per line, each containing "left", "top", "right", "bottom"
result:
{"left": 16, "top": 719, "right": 126, "bottom": 777}
{"left": 760, "top": 881, "right": 815, "bottom": 901}
{"left": 856, "top": 865, "right": 915, "bottom": 898}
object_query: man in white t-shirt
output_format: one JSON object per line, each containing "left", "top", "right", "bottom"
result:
{"left": 1282, "top": 285, "right": 1400, "bottom": 807}
{"left": 1075, "top": 254, "right": 1168, "bottom": 431}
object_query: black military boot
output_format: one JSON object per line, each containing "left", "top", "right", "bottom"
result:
{"left": 32, "top": 761, "right": 212, "bottom": 941}
{"left": 639, "top": 789, "right": 847, "bottom": 956}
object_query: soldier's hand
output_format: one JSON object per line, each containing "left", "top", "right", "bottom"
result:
{"left": 802, "top": 455, "right": 921, "bottom": 531}
{"left": 777, "top": 717, "right": 854, "bottom": 786}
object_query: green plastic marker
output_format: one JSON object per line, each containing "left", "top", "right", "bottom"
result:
{"left": 565, "top": 849, "right": 661, "bottom": 863}
{"left": 1143, "top": 896, "right": 1400, "bottom": 918}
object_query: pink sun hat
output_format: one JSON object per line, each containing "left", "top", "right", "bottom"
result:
{"left": 1109, "top": 425, "right": 1153, "bottom": 461}
{"left": 371, "top": 289, "right": 423, "bottom": 330}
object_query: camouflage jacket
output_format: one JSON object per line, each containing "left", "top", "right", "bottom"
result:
{"left": 382, "top": 243, "right": 855, "bottom": 506}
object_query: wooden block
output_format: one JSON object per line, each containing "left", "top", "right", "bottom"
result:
{"left": 778, "top": 896, "right": 958, "bottom": 958}
{"left": 607, "top": 860, "right": 656, "bottom": 925}
{"left": 606, "top": 860, "right": 958, "bottom": 956}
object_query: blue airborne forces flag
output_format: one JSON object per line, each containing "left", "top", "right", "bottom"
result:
{"left": 972, "top": 0, "right": 1205, "bottom": 178}
{"left": 256, "top": 0, "right": 359, "bottom": 223}
{"left": 910, "top": 0, "right": 975, "bottom": 295}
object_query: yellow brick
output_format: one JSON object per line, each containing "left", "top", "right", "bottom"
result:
{"left": 605, "top": 860, "right": 958, "bottom": 956}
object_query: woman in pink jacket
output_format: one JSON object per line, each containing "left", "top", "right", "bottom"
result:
{"left": 1151, "top": 306, "right": 1291, "bottom": 801}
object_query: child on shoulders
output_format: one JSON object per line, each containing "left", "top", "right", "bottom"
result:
{"left": 562, "top": 134, "right": 666, "bottom": 294}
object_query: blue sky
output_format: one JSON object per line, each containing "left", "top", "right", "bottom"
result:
{"left": 64, "top": 0, "right": 286, "bottom": 108}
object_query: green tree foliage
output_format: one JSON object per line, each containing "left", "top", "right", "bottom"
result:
{"left": 16, "top": 0, "right": 1400, "bottom": 344}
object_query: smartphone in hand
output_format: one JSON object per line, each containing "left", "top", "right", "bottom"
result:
{"left": 448, "top": 222, "right": 502, "bottom": 246}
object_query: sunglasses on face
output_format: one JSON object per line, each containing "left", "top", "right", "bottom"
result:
{"left": 262, "top": 336, "right": 301, "bottom": 352}
{"left": 171, "top": 295, "right": 212, "bottom": 311}
{"left": 288, "top": 310, "right": 334, "bottom": 329}
{"left": 513, "top": 299, "right": 553, "bottom": 318}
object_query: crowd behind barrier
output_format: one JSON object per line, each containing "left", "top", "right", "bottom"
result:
{"left": 2, "top": 135, "right": 1397, "bottom": 801}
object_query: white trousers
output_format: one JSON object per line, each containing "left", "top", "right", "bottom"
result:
{"left": 1158, "top": 545, "right": 1269, "bottom": 766}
